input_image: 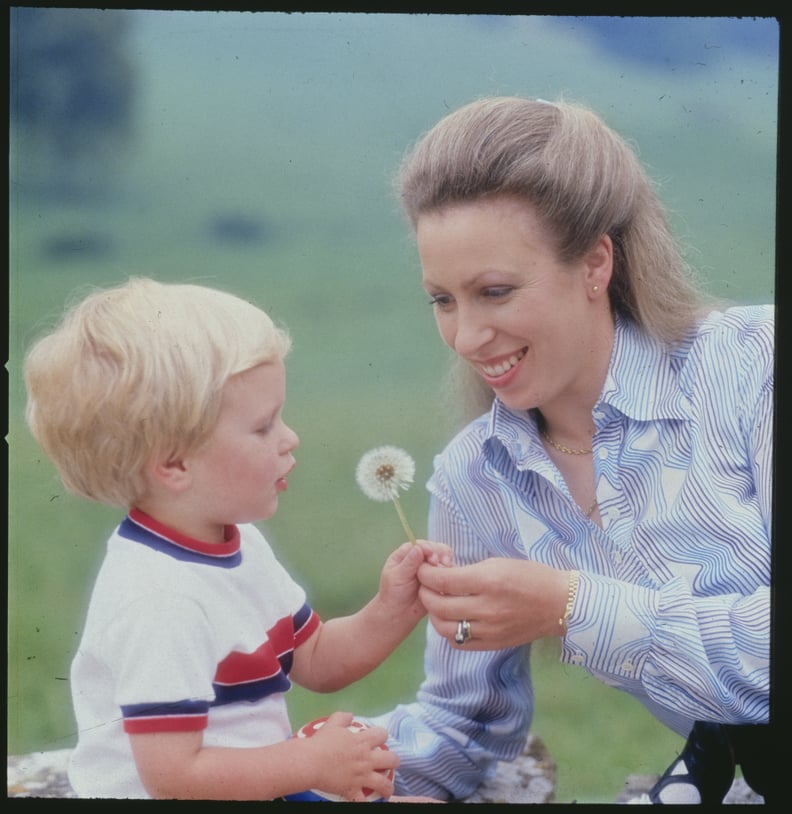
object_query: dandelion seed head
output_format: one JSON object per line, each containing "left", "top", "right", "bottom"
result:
{"left": 356, "top": 445, "right": 415, "bottom": 502}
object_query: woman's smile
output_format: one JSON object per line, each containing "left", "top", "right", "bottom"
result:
{"left": 478, "top": 347, "right": 528, "bottom": 382}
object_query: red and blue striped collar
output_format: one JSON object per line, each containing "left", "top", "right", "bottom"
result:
{"left": 120, "top": 508, "right": 242, "bottom": 566}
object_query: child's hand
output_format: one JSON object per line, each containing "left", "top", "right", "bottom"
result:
{"left": 378, "top": 540, "right": 454, "bottom": 621}
{"left": 290, "top": 542, "right": 453, "bottom": 693}
{"left": 415, "top": 539, "right": 454, "bottom": 568}
{"left": 305, "top": 712, "right": 399, "bottom": 802}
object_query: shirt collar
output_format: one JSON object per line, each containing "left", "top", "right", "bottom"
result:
{"left": 121, "top": 508, "right": 242, "bottom": 565}
{"left": 486, "top": 315, "right": 693, "bottom": 467}
{"left": 598, "top": 314, "right": 692, "bottom": 423}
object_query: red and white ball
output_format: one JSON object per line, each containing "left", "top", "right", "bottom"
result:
{"left": 292, "top": 716, "right": 394, "bottom": 802}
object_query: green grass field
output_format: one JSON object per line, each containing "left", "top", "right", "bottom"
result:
{"left": 8, "top": 12, "right": 776, "bottom": 803}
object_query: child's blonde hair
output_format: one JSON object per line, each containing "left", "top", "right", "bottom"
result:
{"left": 24, "top": 277, "right": 292, "bottom": 508}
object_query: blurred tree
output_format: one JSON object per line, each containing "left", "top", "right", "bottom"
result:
{"left": 9, "top": 7, "right": 137, "bottom": 203}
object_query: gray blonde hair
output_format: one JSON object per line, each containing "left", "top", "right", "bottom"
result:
{"left": 398, "top": 96, "right": 712, "bottom": 418}
{"left": 24, "top": 277, "right": 292, "bottom": 508}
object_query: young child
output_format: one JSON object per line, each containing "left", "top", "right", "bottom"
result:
{"left": 24, "top": 277, "right": 452, "bottom": 800}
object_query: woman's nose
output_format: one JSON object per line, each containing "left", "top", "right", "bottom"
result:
{"left": 450, "top": 311, "right": 494, "bottom": 359}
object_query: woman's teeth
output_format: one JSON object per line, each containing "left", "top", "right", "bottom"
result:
{"left": 481, "top": 349, "right": 526, "bottom": 377}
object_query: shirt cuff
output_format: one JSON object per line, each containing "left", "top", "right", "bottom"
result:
{"left": 560, "top": 571, "right": 658, "bottom": 687}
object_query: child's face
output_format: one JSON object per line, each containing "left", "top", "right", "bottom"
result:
{"left": 186, "top": 360, "right": 299, "bottom": 538}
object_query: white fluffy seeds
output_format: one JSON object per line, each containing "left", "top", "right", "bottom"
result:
{"left": 355, "top": 446, "right": 416, "bottom": 503}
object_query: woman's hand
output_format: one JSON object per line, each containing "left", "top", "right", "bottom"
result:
{"left": 417, "top": 558, "right": 570, "bottom": 650}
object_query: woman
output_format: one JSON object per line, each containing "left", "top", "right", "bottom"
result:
{"left": 371, "top": 97, "right": 772, "bottom": 803}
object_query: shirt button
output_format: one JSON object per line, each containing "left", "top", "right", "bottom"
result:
{"left": 612, "top": 550, "right": 623, "bottom": 564}
{"left": 621, "top": 659, "right": 634, "bottom": 675}
{"left": 598, "top": 448, "right": 609, "bottom": 460}
{"left": 570, "top": 653, "right": 585, "bottom": 665}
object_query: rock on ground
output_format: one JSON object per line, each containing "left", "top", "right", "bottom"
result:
{"left": 7, "top": 749, "right": 76, "bottom": 798}
{"left": 464, "top": 734, "right": 556, "bottom": 804}
{"left": 7, "top": 736, "right": 556, "bottom": 803}
{"left": 11, "top": 739, "right": 763, "bottom": 804}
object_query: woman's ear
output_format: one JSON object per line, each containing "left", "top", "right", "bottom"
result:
{"left": 584, "top": 234, "right": 614, "bottom": 295}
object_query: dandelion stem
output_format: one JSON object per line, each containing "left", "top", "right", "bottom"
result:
{"left": 391, "top": 495, "right": 417, "bottom": 545}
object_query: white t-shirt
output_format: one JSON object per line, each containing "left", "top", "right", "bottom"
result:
{"left": 68, "top": 508, "right": 320, "bottom": 798}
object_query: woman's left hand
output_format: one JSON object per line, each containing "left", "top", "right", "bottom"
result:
{"left": 417, "top": 557, "right": 570, "bottom": 650}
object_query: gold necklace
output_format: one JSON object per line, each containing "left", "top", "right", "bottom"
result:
{"left": 540, "top": 428, "right": 593, "bottom": 456}
{"left": 538, "top": 419, "right": 596, "bottom": 515}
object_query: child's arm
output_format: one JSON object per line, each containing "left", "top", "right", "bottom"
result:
{"left": 129, "top": 710, "right": 397, "bottom": 800}
{"left": 291, "top": 540, "right": 452, "bottom": 693}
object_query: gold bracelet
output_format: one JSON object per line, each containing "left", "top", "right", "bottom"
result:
{"left": 559, "top": 569, "right": 580, "bottom": 631}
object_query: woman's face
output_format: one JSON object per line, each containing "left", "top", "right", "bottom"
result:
{"left": 417, "top": 195, "right": 613, "bottom": 414}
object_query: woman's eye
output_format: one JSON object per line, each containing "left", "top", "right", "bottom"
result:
{"left": 428, "top": 293, "right": 453, "bottom": 308}
{"left": 483, "top": 286, "right": 513, "bottom": 299}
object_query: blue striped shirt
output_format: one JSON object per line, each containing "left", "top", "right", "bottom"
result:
{"left": 372, "top": 305, "right": 773, "bottom": 801}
